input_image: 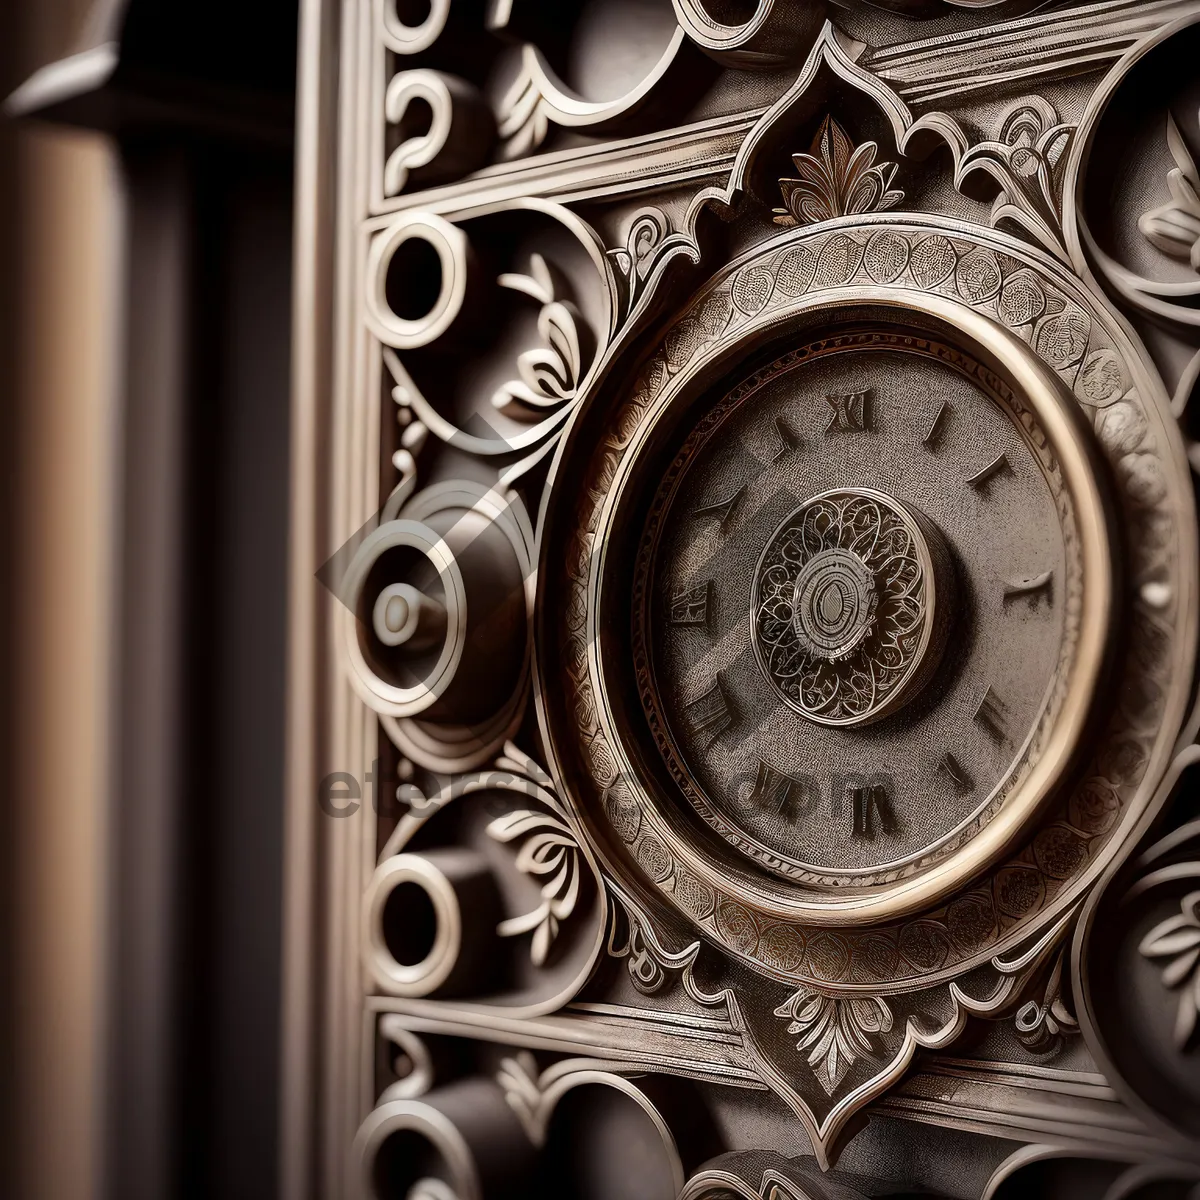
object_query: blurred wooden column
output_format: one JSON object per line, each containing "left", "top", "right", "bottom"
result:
{"left": 6, "top": 6, "right": 122, "bottom": 1200}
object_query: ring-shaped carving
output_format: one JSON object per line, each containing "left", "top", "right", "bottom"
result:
{"left": 537, "top": 216, "right": 1193, "bottom": 990}
{"left": 1063, "top": 11, "right": 1200, "bottom": 329}
{"left": 751, "top": 487, "right": 953, "bottom": 726}
{"left": 600, "top": 290, "right": 1112, "bottom": 927}
{"left": 366, "top": 212, "right": 467, "bottom": 349}
{"left": 529, "top": 1068, "right": 686, "bottom": 1195}
{"left": 353, "top": 1096, "right": 478, "bottom": 1200}
{"left": 343, "top": 518, "right": 467, "bottom": 718}
{"left": 378, "top": 481, "right": 533, "bottom": 770}
{"left": 365, "top": 854, "right": 463, "bottom": 997}
{"left": 375, "top": 0, "right": 451, "bottom": 56}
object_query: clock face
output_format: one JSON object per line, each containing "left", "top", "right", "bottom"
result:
{"left": 634, "top": 332, "right": 1086, "bottom": 889}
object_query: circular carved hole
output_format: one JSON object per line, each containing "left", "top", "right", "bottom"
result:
{"left": 372, "top": 1128, "right": 447, "bottom": 1200}
{"left": 392, "top": 0, "right": 433, "bottom": 26}
{"left": 385, "top": 234, "right": 444, "bottom": 323}
{"left": 536, "top": 1086, "right": 678, "bottom": 1200}
{"left": 382, "top": 880, "right": 438, "bottom": 968}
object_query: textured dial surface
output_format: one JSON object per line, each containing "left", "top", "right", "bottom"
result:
{"left": 637, "top": 335, "right": 1080, "bottom": 884}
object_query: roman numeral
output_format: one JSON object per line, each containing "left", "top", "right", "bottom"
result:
{"left": 1003, "top": 570, "right": 1053, "bottom": 609}
{"left": 825, "top": 388, "right": 872, "bottom": 433}
{"left": 747, "top": 759, "right": 811, "bottom": 824}
{"left": 772, "top": 415, "right": 802, "bottom": 461}
{"left": 974, "top": 686, "right": 1009, "bottom": 742}
{"left": 693, "top": 484, "right": 746, "bottom": 531}
{"left": 922, "top": 400, "right": 950, "bottom": 450}
{"left": 850, "top": 784, "right": 896, "bottom": 839}
{"left": 669, "top": 582, "right": 710, "bottom": 627}
{"left": 937, "top": 752, "right": 974, "bottom": 792}
{"left": 682, "top": 672, "right": 733, "bottom": 748}
{"left": 967, "top": 452, "right": 1013, "bottom": 493}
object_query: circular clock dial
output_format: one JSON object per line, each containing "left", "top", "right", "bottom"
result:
{"left": 636, "top": 333, "right": 1084, "bottom": 886}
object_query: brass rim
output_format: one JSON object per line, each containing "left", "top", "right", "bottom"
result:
{"left": 592, "top": 288, "right": 1115, "bottom": 927}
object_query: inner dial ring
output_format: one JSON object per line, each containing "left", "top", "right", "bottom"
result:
{"left": 753, "top": 487, "right": 954, "bottom": 727}
{"left": 628, "top": 317, "right": 1113, "bottom": 913}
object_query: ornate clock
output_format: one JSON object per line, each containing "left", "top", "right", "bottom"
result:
{"left": 294, "top": 4, "right": 1200, "bottom": 1198}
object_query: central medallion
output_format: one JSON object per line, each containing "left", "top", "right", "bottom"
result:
{"left": 752, "top": 487, "right": 952, "bottom": 727}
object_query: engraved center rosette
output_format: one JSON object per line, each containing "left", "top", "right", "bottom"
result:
{"left": 752, "top": 488, "right": 954, "bottom": 726}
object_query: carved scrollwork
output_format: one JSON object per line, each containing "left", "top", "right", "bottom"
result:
{"left": 376, "top": 0, "right": 452, "bottom": 56}
{"left": 670, "top": 0, "right": 826, "bottom": 69}
{"left": 1066, "top": 13, "right": 1200, "bottom": 329}
{"left": 490, "top": 254, "right": 591, "bottom": 421}
{"left": 680, "top": 1151, "right": 874, "bottom": 1200}
{"left": 1013, "top": 945, "right": 1078, "bottom": 1055}
{"left": 605, "top": 880, "right": 701, "bottom": 994}
{"left": 957, "top": 98, "right": 1075, "bottom": 261}
{"left": 373, "top": 200, "right": 612, "bottom": 476}
{"left": 382, "top": 70, "right": 495, "bottom": 197}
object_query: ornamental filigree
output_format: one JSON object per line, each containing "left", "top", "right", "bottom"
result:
{"left": 751, "top": 488, "right": 951, "bottom": 726}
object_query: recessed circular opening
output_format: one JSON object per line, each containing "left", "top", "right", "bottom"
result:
{"left": 382, "top": 880, "right": 438, "bottom": 967}
{"left": 385, "top": 235, "right": 444, "bottom": 322}
{"left": 537, "top": 1085, "right": 678, "bottom": 1200}
{"left": 393, "top": 0, "right": 433, "bottom": 26}
{"left": 373, "top": 1128, "right": 446, "bottom": 1199}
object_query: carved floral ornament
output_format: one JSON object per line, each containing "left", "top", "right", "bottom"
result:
{"left": 773, "top": 116, "right": 903, "bottom": 227}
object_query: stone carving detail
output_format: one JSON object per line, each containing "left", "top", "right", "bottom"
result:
{"left": 773, "top": 116, "right": 903, "bottom": 227}
{"left": 1139, "top": 888, "right": 1200, "bottom": 1050}
{"left": 752, "top": 488, "right": 946, "bottom": 726}
{"left": 1139, "top": 110, "right": 1200, "bottom": 274}
{"left": 774, "top": 989, "right": 893, "bottom": 1096}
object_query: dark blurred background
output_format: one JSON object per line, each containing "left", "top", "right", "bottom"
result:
{"left": 1, "top": 2, "right": 301, "bottom": 1197}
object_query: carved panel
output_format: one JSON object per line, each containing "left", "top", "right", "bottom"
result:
{"left": 293, "top": 2, "right": 1200, "bottom": 1196}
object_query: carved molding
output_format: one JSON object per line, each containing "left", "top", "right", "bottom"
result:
{"left": 296, "top": 2, "right": 1200, "bottom": 1195}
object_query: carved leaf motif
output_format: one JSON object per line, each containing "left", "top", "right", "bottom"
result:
{"left": 481, "top": 741, "right": 583, "bottom": 968}
{"left": 773, "top": 988, "right": 893, "bottom": 1095}
{"left": 487, "top": 807, "right": 582, "bottom": 966}
{"left": 773, "top": 116, "right": 903, "bottom": 228}
{"left": 1139, "top": 889, "right": 1200, "bottom": 1049}
{"left": 492, "top": 253, "right": 590, "bottom": 421}
{"left": 1139, "top": 111, "right": 1200, "bottom": 273}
